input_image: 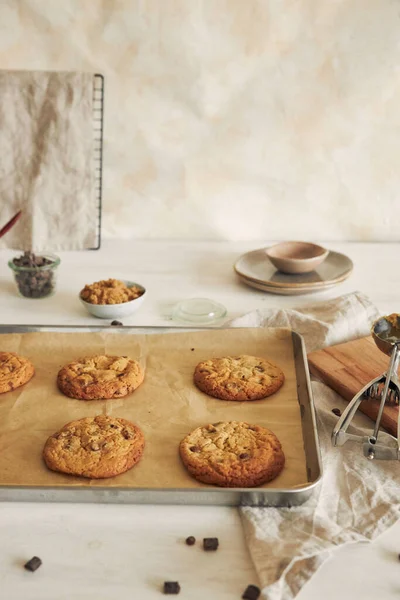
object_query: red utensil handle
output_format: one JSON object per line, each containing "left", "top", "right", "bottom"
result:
{"left": 0, "top": 210, "right": 22, "bottom": 238}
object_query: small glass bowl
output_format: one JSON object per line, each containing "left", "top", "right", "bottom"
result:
{"left": 172, "top": 298, "right": 227, "bottom": 324}
{"left": 8, "top": 253, "right": 61, "bottom": 299}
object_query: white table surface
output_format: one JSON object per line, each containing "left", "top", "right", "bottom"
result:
{"left": 0, "top": 240, "right": 399, "bottom": 600}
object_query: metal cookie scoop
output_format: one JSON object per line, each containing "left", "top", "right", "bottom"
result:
{"left": 332, "top": 314, "right": 400, "bottom": 460}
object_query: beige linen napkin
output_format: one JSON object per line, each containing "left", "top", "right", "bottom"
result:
{"left": 0, "top": 70, "right": 97, "bottom": 251}
{"left": 229, "top": 292, "right": 400, "bottom": 600}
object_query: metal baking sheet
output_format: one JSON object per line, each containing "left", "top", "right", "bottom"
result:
{"left": 0, "top": 325, "right": 322, "bottom": 506}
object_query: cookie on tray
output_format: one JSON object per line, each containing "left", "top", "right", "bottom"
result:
{"left": 179, "top": 421, "right": 285, "bottom": 487}
{"left": 193, "top": 354, "right": 284, "bottom": 401}
{"left": 57, "top": 354, "right": 144, "bottom": 400}
{"left": 0, "top": 351, "right": 35, "bottom": 394}
{"left": 43, "top": 415, "right": 145, "bottom": 479}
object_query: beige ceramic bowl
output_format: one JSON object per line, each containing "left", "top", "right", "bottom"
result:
{"left": 265, "top": 241, "right": 329, "bottom": 274}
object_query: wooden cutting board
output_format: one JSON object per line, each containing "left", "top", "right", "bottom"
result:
{"left": 308, "top": 335, "right": 399, "bottom": 436}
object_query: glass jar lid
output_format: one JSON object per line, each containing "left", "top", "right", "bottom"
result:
{"left": 172, "top": 297, "right": 227, "bottom": 324}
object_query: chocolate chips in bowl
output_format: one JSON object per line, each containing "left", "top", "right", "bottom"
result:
{"left": 8, "top": 251, "right": 60, "bottom": 299}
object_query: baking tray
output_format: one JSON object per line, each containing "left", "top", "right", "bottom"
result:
{"left": 0, "top": 325, "right": 322, "bottom": 507}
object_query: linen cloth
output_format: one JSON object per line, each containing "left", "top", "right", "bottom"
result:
{"left": 0, "top": 70, "right": 97, "bottom": 251}
{"left": 228, "top": 292, "right": 400, "bottom": 600}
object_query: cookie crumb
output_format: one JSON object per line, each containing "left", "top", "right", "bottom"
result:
{"left": 203, "top": 537, "right": 219, "bottom": 551}
{"left": 185, "top": 536, "right": 196, "bottom": 546}
{"left": 242, "top": 584, "right": 261, "bottom": 600}
{"left": 163, "top": 581, "right": 180, "bottom": 594}
{"left": 24, "top": 557, "right": 42, "bottom": 572}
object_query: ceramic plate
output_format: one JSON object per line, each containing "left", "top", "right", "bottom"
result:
{"left": 234, "top": 248, "right": 353, "bottom": 289}
{"left": 236, "top": 273, "right": 344, "bottom": 295}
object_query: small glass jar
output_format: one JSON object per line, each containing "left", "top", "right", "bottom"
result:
{"left": 8, "top": 253, "right": 61, "bottom": 299}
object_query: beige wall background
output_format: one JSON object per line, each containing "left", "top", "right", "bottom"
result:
{"left": 0, "top": 0, "right": 399, "bottom": 241}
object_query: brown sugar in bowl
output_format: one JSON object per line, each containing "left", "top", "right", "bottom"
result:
{"left": 79, "top": 279, "right": 146, "bottom": 319}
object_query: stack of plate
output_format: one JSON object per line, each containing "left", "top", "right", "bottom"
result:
{"left": 234, "top": 248, "right": 353, "bottom": 296}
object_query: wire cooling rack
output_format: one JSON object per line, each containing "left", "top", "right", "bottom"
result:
{"left": 92, "top": 73, "right": 104, "bottom": 250}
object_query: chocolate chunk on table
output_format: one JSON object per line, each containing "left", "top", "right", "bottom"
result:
{"left": 111, "top": 320, "right": 123, "bottom": 326}
{"left": 163, "top": 581, "right": 181, "bottom": 594}
{"left": 185, "top": 536, "right": 196, "bottom": 546}
{"left": 242, "top": 584, "right": 261, "bottom": 600}
{"left": 24, "top": 556, "right": 42, "bottom": 572}
{"left": 203, "top": 537, "right": 219, "bottom": 551}
{"left": 332, "top": 408, "right": 342, "bottom": 417}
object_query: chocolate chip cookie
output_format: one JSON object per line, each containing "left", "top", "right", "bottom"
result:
{"left": 0, "top": 351, "right": 35, "bottom": 394}
{"left": 193, "top": 355, "right": 284, "bottom": 401}
{"left": 179, "top": 421, "right": 285, "bottom": 487}
{"left": 43, "top": 415, "right": 145, "bottom": 479}
{"left": 57, "top": 355, "right": 144, "bottom": 400}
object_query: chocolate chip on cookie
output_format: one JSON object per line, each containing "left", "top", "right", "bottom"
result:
{"left": 0, "top": 352, "right": 35, "bottom": 394}
{"left": 193, "top": 355, "right": 284, "bottom": 401}
{"left": 43, "top": 415, "right": 145, "bottom": 479}
{"left": 179, "top": 421, "right": 285, "bottom": 487}
{"left": 57, "top": 355, "right": 144, "bottom": 400}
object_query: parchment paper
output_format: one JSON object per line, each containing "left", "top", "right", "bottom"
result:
{"left": 0, "top": 328, "right": 308, "bottom": 489}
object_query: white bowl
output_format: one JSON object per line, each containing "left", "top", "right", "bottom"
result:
{"left": 79, "top": 280, "right": 146, "bottom": 320}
